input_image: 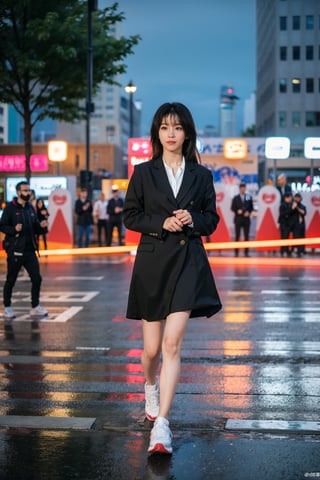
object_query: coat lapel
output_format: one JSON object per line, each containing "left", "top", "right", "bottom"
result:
{"left": 151, "top": 157, "right": 198, "bottom": 208}
{"left": 151, "top": 158, "right": 177, "bottom": 205}
{"left": 176, "top": 162, "right": 197, "bottom": 206}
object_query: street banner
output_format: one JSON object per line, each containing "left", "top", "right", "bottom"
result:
{"left": 303, "top": 190, "right": 320, "bottom": 248}
{"left": 255, "top": 186, "right": 281, "bottom": 250}
{"left": 209, "top": 184, "right": 232, "bottom": 242}
{"left": 47, "top": 188, "right": 73, "bottom": 249}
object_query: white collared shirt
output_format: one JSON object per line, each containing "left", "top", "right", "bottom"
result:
{"left": 163, "top": 157, "right": 185, "bottom": 198}
{"left": 93, "top": 199, "right": 108, "bottom": 220}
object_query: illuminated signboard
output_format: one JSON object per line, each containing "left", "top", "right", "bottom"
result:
{"left": 265, "top": 137, "right": 290, "bottom": 159}
{"left": 223, "top": 139, "right": 248, "bottom": 160}
{"left": 304, "top": 137, "right": 320, "bottom": 159}
{"left": 6, "top": 176, "right": 67, "bottom": 202}
{"left": 0, "top": 154, "right": 48, "bottom": 172}
{"left": 48, "top": 140, "right": 67, "bottom": 162}
{"left": 127, "top": 138, "right": 152, "bottom": 177}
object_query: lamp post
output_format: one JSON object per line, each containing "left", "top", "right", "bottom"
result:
{"left": 85, "top": 0, "right": 97, "bottom": 195}
{"left": 125, "top": 80, "right": 137, "bottom": 138}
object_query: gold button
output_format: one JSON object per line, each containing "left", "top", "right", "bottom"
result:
{"left": 179, "top": 239, "right": 186, "bottom": 246}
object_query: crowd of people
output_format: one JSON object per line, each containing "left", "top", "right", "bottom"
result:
{"left": 230, "top": 174, "right": 307, "bottom": 257}
{"left": 74, "top": 184, "right": 124, "bottom": 248}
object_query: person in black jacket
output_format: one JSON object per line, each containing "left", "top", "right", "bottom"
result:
{"left": 231, "top": 182, "right": 254, "bottom": 257}
{"left": 278, "top": 192, "right": 295, "bottom": 256}
{"left": 276, "top": 173, "right": 292, "bottom": 201}
{"left": 123, "top": 102, "right": 222, "bottom": 455}
{"left": 292, "top": 192, "right": 307, "bottom": 257}
{"left": 0, "top": 181, "right": 49, "bottom": 320}
{"left": 106, "top": 185, "right": 124, "bottom": 246}
{"left": 36, "top": 197, "right": 49, "bottom": 250}
{"left": 75, "top": 188, "right": 93, "bottom": 248}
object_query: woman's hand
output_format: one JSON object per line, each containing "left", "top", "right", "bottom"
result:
{"left": 163, "top": 210, "right": 193, "bottom": 232}
{"left": 173, "top": 209, "right": 193, "bottom": 226}
{"left": 163, "top": 215, "right": 183, "bottom": 232}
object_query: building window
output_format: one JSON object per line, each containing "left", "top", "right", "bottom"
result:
{"left": 292, "top": 112, "right": 300, "bottom": 127}
{"left": 280, "top": 46, "right": 287, "bottom": 60}
{"left": 279, "top": 78, "right": 287, "bottom": 93}
{"left": 279, "top": 111, "right": 287, "bottom": 128}
{"left": 306, "top": 15, "right": 314, "bottom": 30}
{"left": 292, "top": 16, "right": 300, "bottom": 30}
{"left": 280, "top": 16, "right": 287, "bottom": 30}
{"left": 306, "top": 78, "right": 314, "bottom": 93}
{"left": 292, "top": 78, "right": 301, "bottom": 93}
{"left": 306, "top": 45, "right": 314, "bottom": 60}
{"left": 306, "top": 112, "right": 320, "bottom": 127}
{"left": 292, "top": 46, "right": 300, "bottom": 60}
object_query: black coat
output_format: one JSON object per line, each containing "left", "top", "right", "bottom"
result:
{"left": 231, "top": 193, "right": 253, "bottom": 224}
{"left": 0, "top": 199, "right": 41, "bottom": 254}
{"left": 75, "top": 199, "right": 93, "bottom": 226}
{"left": 123, "top": 157, "right": 222, "bottom": 321}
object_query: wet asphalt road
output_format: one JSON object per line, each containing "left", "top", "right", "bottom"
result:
{"left": 0, "top": 251, "right": 319, "bottom": 480}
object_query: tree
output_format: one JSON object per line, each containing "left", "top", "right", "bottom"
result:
{"left": 0, "top": 0, "right": 140, "bottom": 180}
{"left": 242, "top": 125, "right": 256, "bottom": 137}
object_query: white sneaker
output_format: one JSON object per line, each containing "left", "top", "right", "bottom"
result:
{"left": 4, "top": 306, "right": 16, "bottom": 319}
{"left": 30, "top": 305, "right": 48, "bottom": 317}
{"left": 145, "top": 381, "right": 159, "bottom": 421}
{"left": 148, "top": 417, "right": 173, "bottom": 454}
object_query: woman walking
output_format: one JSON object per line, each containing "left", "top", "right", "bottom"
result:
{"left": 123, "top": 102, "right": 222, "bottom": 454}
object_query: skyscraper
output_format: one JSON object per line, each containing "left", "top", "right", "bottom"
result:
{"left": 219, "top": 85, "right": 239, "bottom": 137}
{"left": 256, "top": 0, "right": 320, "bottom": 142}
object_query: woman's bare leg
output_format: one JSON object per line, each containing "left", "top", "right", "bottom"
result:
{"left": 158, "top": 311, "right": 190, "bottom": 419}
{"left": 141, "top": 319, "right": 163, "bottom": 385}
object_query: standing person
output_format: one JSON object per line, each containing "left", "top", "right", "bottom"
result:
{"left": 107, "top": 185, "right": 124, "bottom": 246}
{"left": 75, "top": 188, "right": 93, "bottom": 248}
{"left": 93, "top": 192, "right": 108, "bottom": 246}
{"left": 230, "top": 182, "right": 253, "bottom": 257}
{"left": 292, "top": 192, "right": 307, "bottom": 257}
{"left": 36, "top": 198, "right": 49, "bottom": 250}
{"left": 0, "top": 181, "right": 48, "bottom": 320}
{"left": 29, "top": 189, "right": 37, "bottom": 211}
{"left": 278, "top": 192, "right": 295, "bottom": 256}
{"left": 123, "top": 102, "right": 222, "bottom": 455}
{"left": 276, "top": 173, "right": 292, "bottom": 201}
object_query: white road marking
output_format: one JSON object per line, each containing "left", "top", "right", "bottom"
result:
{"left": 226, "top": 419, "right": 320, "bottom": 433}
{"left": 76, "top": 346, "right": 111, "bottom": 351}
{"left": 11, "top": 291, "right": 99, "bottom": 302}
{"left": 54, "top": 276, "right": 104, "bottom": 281}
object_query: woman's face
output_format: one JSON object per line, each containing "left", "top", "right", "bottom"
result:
{"left": 158, "top": 114, "right": 186, "bottom": 156}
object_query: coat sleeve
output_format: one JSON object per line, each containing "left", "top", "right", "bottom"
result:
{"left": 123, "top": 166, "right": 167, "bottom": 237}
{"left": 189, "top": 169, "right": 220, "bottom": 237}
{"left": 0, "top": 206, "right": 16, "bottom": 236}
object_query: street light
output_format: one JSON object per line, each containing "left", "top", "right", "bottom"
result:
{"left": 125, "top": 80, "right": 137, "bottom": 138}
{"left": 48, "top": 140, "right": 67, "bottom": 175}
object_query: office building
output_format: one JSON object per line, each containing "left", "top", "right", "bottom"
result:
{"left": 243, "top": 92, "right": 256, "bottom": 132}
{"left": 256, "top": 0, "right": 320, "bottom": 143}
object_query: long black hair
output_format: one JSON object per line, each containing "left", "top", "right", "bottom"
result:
{"left": 150, "top": 102, "right": 200, "bottom": 163}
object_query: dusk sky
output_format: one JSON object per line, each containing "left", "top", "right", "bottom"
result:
{"left": 101, "top": 0, "right": 256, "bottom": 135}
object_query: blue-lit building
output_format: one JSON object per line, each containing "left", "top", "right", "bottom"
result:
{"left": 219, "top": 85, "right": 239, "bottom": 137}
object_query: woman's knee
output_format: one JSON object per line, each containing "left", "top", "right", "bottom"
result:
{"left": 143, "top": 345, "right": 161, "bottom": 362}
{"left": 162, "top": 336, "right": 181, "bottom": 358}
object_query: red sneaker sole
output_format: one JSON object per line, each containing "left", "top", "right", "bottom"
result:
{"left": 148, "top": 443, "right": 172, "bottom": 455}
{"left": 145, "top": 413, "right": 157, "bottom": 421}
